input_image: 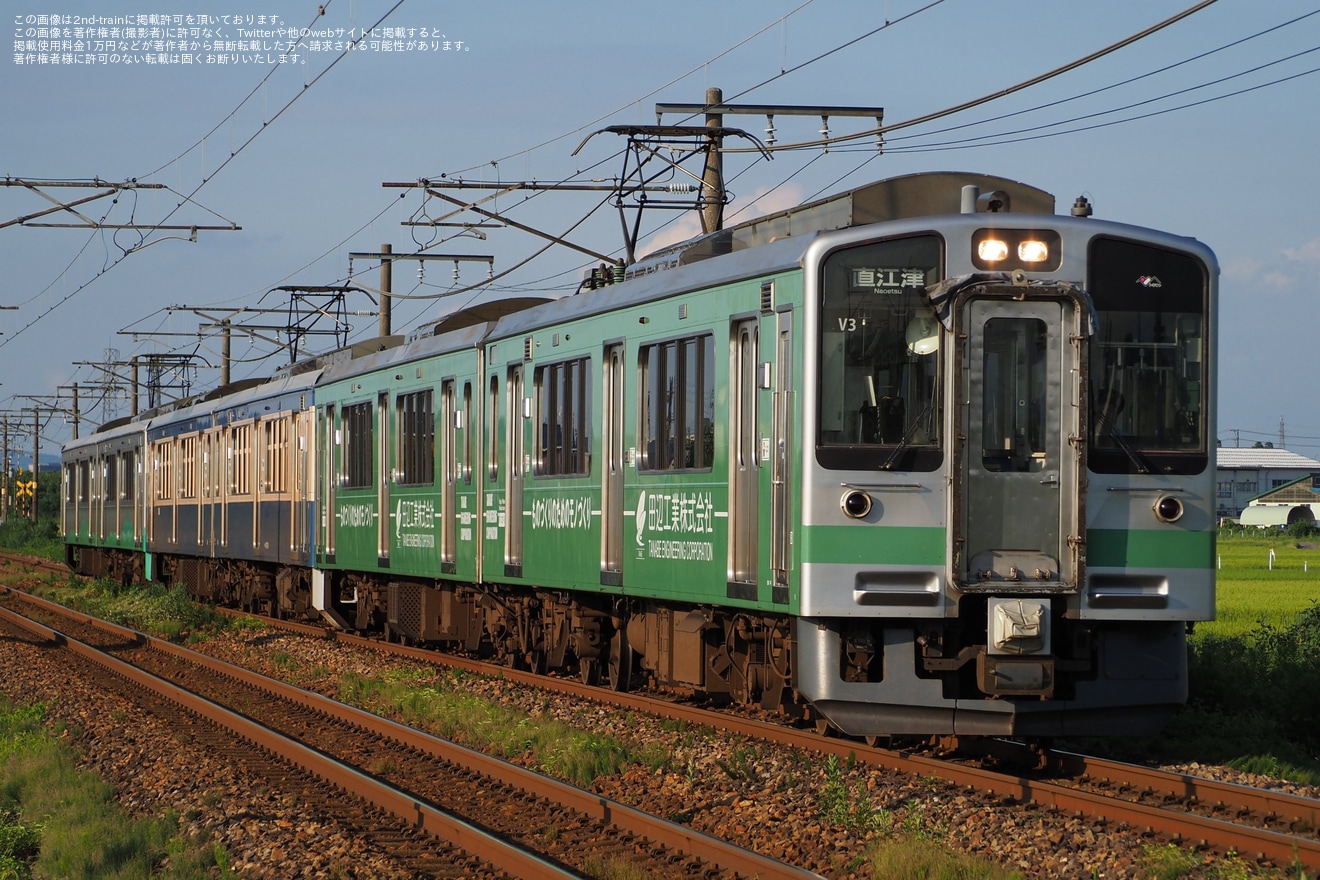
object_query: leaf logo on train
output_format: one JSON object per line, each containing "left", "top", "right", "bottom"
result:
{"left": 634, "top": 490, "right": 717, "bottom": 562}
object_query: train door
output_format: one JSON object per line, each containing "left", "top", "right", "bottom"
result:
{"left": 955, "top": 295, "right": 1082, "bottom": 590}
{"left": 199, "top": 430, "right": 217, "bottom": 553}
{"left": 90, "top": 451, "right": 104, "bottom": 541}
{"left": 441, "top": 379, "right": 458, "bottom": 569}
{"left": 377, "top": 392, "right": 390, "bottom": 565}
{"left": 729, "top": 319, "right": 759, "bottom": 596}
{"left": 505, "top": 364, "right": 525, "bottom": 575}
{"left": 770, "top": 309, "right": 793, "bottom": 603}
{"left": 292, "top": 409, "right": 312, "bottom": 558}
{"left": 322, "top": 405, "right": 336, "bottom": 562}
{"left": 601, "top": 343, "right": 625, "bottom": 583}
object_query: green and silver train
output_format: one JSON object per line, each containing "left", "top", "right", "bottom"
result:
{"left": 63, "top": 171, "right": 1216, "bottom": 738}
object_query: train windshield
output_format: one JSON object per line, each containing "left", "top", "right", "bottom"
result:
{"left": 1087, "top": 237, "right": 1209, "bottom": 474}
{"left": 817, "top": 235, "right": 943, "bottom": 471}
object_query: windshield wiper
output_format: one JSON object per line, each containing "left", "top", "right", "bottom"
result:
{"left": 880, "top": 399, "right": 936, "bottom": 471}
{"left": 1105, "top": 429, "right": 1151, "bottom": 474}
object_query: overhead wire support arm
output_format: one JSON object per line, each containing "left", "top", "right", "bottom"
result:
{"left": 0, "top": 177, "right": 241, "bottom": 233}
{"left": 573, "top": 121, "right": 771, "bottom": 260}
{"left": 418, "top": 184, "right": 619, "bottom": 265}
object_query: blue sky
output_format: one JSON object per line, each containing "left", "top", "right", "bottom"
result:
{"left": 3, "top": 0, "right": 1319, "bottom": 460}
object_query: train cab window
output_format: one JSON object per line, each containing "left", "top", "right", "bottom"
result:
{"left": 1087, "top": 238, "right": 1209, "bottom": 474}
{"left": 981, "top": 318, "right": 1048, "bottom": 472}
{"left": 817, "top": 235, "right": 943, "bottom": 471}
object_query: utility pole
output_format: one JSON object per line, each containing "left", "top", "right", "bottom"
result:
{"left": 31, "top": 407, "right": 38, "bottom": 522}
{"left": 655, "top": 91, "right": 885, "bottom": 234}
{"left": 221, "top": 320, "right": 232, "bottom": 386}
{"left": 379, "top": 243, "right": 392, "bottom": 337}
{"left": 2, "top": 418, "right": 8, "bottom": 522}
{"left": 701, "top": 87, "right": 725, "bottom": 234}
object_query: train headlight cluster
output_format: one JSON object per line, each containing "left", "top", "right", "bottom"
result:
{"left": 971, "top": 229, "right": 1061, "bottom": 271}
{"left": 1153, "top": 494, "right": 1185, "bottom": 524}
{"left": 841, "top": 489, "right": 873, "bottom": 519}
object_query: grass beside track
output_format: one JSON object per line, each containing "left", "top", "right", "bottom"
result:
{"left": 0, "top": 698, "right": 234, "bottom": 879}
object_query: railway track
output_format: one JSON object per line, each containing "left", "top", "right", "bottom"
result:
{"left": 211, "top": 596, "right": 1320, "bottom": 873}
{"left": 6, "top": 551, "right": 1320, "bottom": 875}
{"left": 0, "top": 586, "right": 823, "bottom": 880}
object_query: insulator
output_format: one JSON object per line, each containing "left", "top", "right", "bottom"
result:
{"left": 666, "top": 183, "right": 694, "bottom": 193}
{"left": 452, "top": 261, "right": 460, "bottom": 283}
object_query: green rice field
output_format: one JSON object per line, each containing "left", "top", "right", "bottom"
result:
{"left": 1202, "top": 531, "right": 1320, "bottom": 639}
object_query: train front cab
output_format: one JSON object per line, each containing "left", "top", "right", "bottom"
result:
{"left": 795, "top": 217, "right": 1216, "bottom": 739}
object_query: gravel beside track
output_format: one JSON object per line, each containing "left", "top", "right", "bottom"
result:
{"left": 2, "top": 596, "right": 1314, "bottom": 879}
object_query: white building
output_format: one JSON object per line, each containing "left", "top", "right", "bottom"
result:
{"left": 1216, "top": 447, "right": 1320, "bottom": 519}
{"left": 1240, "top": 473, "right": 1320, "bottom": 528}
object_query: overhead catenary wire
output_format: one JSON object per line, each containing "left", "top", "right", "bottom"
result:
{"left": 2, "top": 0, "right": 412, "bottom": 349}
{"left": 719, "top": 0, "right": 1223, "bottom": 154}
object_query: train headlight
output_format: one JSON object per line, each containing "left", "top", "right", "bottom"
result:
{"left": 841, "top": 490, "right": 873, "bottom": 519}
{"left": 976, "top": 238, "right": 1009, "bottom": 263}
{"left": 1018, "top": 239, "right": 1049, "bottom": 263}
{"left": 1153, "top": 495, "right": 1184, "bottom": 523}
{"left": 972, "top": 229, "right": 1061, "bottom": 271}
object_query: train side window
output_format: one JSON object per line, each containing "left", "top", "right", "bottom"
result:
{"left": 152, "top": 441, "right": 174, "bottom": 501}
{"left": 463, "top": 381, "right": 473, "bottom": 485}
{"left": 230, "top": 423, "right": 253, "bottom": 495}
{"left": 396, "top": 390, "right": 435, "bottom": 486}
{"left": 263, "top": 418, "right": 289, "bottom": 493}
{"left": 487, "top": 375, "right": 500, "bottom": 483}
{"left": 104, "top": 454, "right": 118, "bottom": 501}
{"left": 179, "top": 435, "right": 198, "bottom": 500}
{"left": 639, "top": 334, "right": 714, "bottom": 472}
{"left": 122, "top": 450, "right": 136, "bottom": 501}
{"left": 342, "top": 402, "right": 374, "bottom": 489}
{"left": 534, "top": 356, "right": 592, "bottom": 477}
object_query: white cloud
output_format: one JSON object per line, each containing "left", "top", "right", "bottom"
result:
{"left": 1282, "top": 236, "right": 1320, "bottom": 265}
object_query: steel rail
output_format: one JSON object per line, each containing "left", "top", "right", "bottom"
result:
{"left": 297, "top": 619, "right": 1320, "bottom": 868}
{"left": 1050, "top": 750, "right": 1320, "bottom": 832}
{"left": 4, "top": 590, "right": 825, "bottom": 880}
{"left": 0, "top": 601, "right": 580, "bottom": 880}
